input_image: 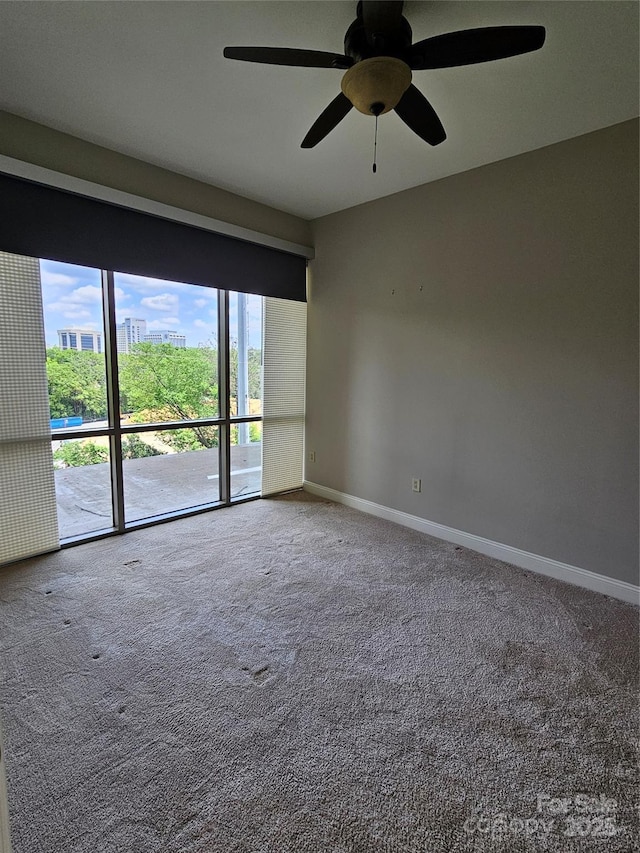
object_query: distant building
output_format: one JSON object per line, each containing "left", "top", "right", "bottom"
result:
{"left": 116, "top": 318, "right": 147, "bottom": 353}
{"left": 144, "top": 330, "right": 186, "bottom": 348}
{"left": 115, "top": 318, "right": 186, "bottom": 351}
{"left": 58, "top": 328, "right": 102, "bottom": 353}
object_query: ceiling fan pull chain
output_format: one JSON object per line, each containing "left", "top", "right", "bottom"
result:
{"left": 373, "top": 114, "right": 378, "bottom": 174}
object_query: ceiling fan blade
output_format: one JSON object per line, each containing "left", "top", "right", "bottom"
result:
{"left": 301, "top": 93, "right": 353, "bottom": 148}
{"left": 410, "top": 26, "right": 546, "bottom": 70}
{"left": 223, "top": 46, "right": 353, "bottom": 69}
{"left": 394, "top": 84, "right": 446, "bottom": 146}
{"left": 360, "top": 0, "right": 404, "bottom": 34}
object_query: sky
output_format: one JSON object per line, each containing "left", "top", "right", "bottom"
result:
{"left": 39, "top": 259, "right": 263, "bottom": 349}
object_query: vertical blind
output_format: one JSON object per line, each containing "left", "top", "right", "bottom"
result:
{"left": 0, "top": 252, "right": 59, "bottom": 564}
{"left": 262, "top": 297, "right": 307, "bottom": 496}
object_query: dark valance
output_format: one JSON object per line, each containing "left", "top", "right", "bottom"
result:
{"left": 0, "top": 172, "right": 307, "bottom": 301}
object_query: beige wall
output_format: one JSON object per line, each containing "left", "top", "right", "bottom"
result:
{"left": 0, "top": 111, "right": 312, "bottom": 247}
{"left": 307, "top": 119, "right": 639, "bottom": 584}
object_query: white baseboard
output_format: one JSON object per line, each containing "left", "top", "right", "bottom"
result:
{"left": 303, "top": 481, "right": 639, "bottom": 606}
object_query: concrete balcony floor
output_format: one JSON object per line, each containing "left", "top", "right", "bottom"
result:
{"left": 54, "top": 442, "right": 262, "bottom": 540}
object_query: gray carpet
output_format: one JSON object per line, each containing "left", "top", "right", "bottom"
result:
{"left": 0, "top": 492, "right": 638, "bottom": 852}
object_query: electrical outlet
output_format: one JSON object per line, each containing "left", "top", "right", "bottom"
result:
{"left": 308, "top": 451, "right": 316, "bottom": 463}
{"left": 412, "top": 477, "right": 421, "bottom": 493}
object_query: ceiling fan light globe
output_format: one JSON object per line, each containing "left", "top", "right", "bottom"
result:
{"left": 341, "top": 56, "right": 412, "bottom": 116}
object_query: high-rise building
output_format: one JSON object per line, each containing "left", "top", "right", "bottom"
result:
{"left": 116, "top": 318, "right": 147, "bottom": 353}
{"left": 58, "top": 328, "right": 102, "bottom": 353}
{"left": 143, "top": 330, "right": 186, "bottom": 348}
{"left": 115, "top": 319, "right": 187, "bottom": 351}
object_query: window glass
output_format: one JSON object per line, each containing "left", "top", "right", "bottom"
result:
{"left": 122, "top": 428, "right": 220, "bottom": 521}
{"left": 229, "top": 291, "right": 263, "bottom": 419}
{"left": 230, "top": 426, "right": 262, "bottom": 499}
{"left": 34, "top": 262, "right": 267, "bottom": 547}
{"left": 40, "top": 260, "right": 107, "bottom": 431}
{"left": 229, "top": 292, "right": 263, "bottom": 499}
{"left": 114, "top": 273, "right": 219, "bottom": 425}
{"left": 52, "top": 436, "right": 113, "bottom": 538}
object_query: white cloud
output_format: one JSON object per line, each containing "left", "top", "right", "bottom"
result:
{"left": 115, "top": 273, "right": 185, "bottom": 293}
{"left": 141, "top": 293, "right": 179, "bottom": 312}
{"left": 46, "top": 301, "right": 78, "bottom": 314}
{"left": 114, "top": 288, "right": 130, "bottom": 311}
{"left": 147, "top": 317, "right": 180, "bottom": 330}
{"left": 59, "top": 320, "right": 103, "bottom": 332}
{"left": 46, "top": 285, "right": 103, "bottom": 310}
{"left": 67, "top": 285, "right": 102, "bottom": 304}
{"left": 40, "top": 271, "right": 78, "bottom": 287}
{"left": 194, "top": 298, "right": 209, "bottom": 308}
{"left": 59, "top": 308, "right": 92, "bottom": 322}
{"left": 193, "top": 319, "right": 210, "bottom": 329}
{"left": 45, "top": 284, "right": 106, "bottom": 324}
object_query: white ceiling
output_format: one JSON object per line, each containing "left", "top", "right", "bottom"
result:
{"left": 0, "top": 1, "right": 637, "bottom": 220}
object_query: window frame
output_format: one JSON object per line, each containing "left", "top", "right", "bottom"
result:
{"left": 50, "top": 269, "right": 263, "bottom": 546}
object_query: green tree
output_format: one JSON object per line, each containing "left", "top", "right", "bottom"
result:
{"left": 159, "top": 426, "right": 217, "bottom": 453}
{"left": 46, "top": 348, "right": 107, "bottom": 422}
{"left": 54, "top": 441, "right": 108, "bottom": 468}
{"left": 229, "top": 343, "right": 262, "bottom": 412}
{"left": 119, "top": 343, "right": 218, "bottom": 448}
{"left": 121, "top": 434, "right": 166, "bottom": 459}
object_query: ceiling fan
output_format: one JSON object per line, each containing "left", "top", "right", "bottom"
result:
{"left": 224, "top": 1, "right": 545, "bottom": 150}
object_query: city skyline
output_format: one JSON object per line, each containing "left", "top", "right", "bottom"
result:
{"left": 40, "top": 258, "right": 262, "bottom": 349}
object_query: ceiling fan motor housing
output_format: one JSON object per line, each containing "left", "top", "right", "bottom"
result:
{"left": 341, "top": 56, "right": 412, "bottom": 115}
{"left": 344, "top": 11, "right": 413, "bottom": 63}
